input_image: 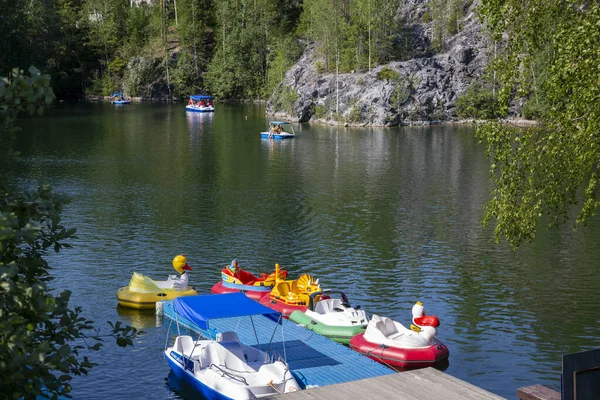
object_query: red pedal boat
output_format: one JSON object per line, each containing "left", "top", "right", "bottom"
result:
{"left": 210, "top": 259, "right": 287, "bottom": 301}
{"left": 349, "top": 301, "right": 449, "bottom": 369}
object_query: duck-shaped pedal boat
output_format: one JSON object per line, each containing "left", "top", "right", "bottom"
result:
{"left": 211, "top": 259, "right": 288, "bottom": 301}
{"left": 349, "top": 301, "right": 449, "bottom": 369}
{"left": 259, "top": 263, "right": 321, "bottom": 318}
{"left": 116, "top": 255, "right": 198, "bottom": 309}
{"left": 289, "top": 290, "right": 368, "bottom": 344}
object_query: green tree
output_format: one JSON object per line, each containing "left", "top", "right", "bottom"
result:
{"left": 84, "top": 0, "right": 127, "bottom": 94}
{"left": 299, "top": 0, "right": 401, "bottom": 73}
{"left": 205, "top": 0, "right": 280, "bottom": 98}
{"left": 0, "top": 67, "right": 138, "bottom": 399}
{"left": 476, "top": 1, "right": 600, "bottom": 248}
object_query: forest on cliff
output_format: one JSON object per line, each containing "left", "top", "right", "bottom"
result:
{"left": 0, "top": 0, "right": 468, "bottom": 100}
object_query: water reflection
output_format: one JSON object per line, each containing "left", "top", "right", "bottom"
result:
{"left": 117, "top": 306, "right": 162, "bottom": 331}
{"left": 12, "top": 103, "right": 600, "bottom": 399}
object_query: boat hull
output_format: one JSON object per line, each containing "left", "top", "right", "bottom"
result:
{"left": 289, "top": 310, "right": 367, "bottom": 345}
{"left": 210, "top": 281, "right": 270, "bottom": 301}
{"left": 112, "top": 100, "right": 131, "bottom": 104}
{"left": 116, "top": 286, "right": 198, "bottom": 309}
{"left": 186, "top": 105, "right": 214, "bottom": 112}
{"left": 165, "top": 351, "right": 233, "bottom": 400}
{"left": 259, "top": 296, "right": 307, "bottom": 318}
{"left": 349, "top": 332, "right": 449, "bottom": 369}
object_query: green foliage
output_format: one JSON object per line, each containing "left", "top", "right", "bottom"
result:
{"left": 429, "top": 0, "right": 465, "bottom": 51}
{"left": 265, "top": 37, "right": 303, "bottom": 97}
{"left": 87, "top": 71, "right": 119, "bottom": 97}
{"left": 347, "top": 102, "right": 362, "bottom": 123}
{"left": 108, "top": 57, "right": 127, "bottom": 76}
{"left": 171, "top": 50, "right": 202, "bottom": 97}
{"left": 0, "top": 67, "right": 55, "bottom": 165}
{"left": 0, "top": 68, "right": 139, "bottom": 399}
{"left": 205, "top": 0, "right": 283, "bottom": 99}
{"left": 456, "top": 82, "right": 500, "bottom": 119}
{"left": 271, "top": 85, "right": 298, "bottom": 114}
{"left": 313, "top": 102, "right": 327, "bottom": 119}
{"left": 389, "top": 76, "right": 412, "bottom": 110}
{"left": 299, "top": 0, "right": 403, "bottom": 73}
{"left": 125, "top": 5, "right": 152, "bottom": 54}
{"left": 519, "top": 99, "right": 544, "bottom": 120}
{"left": 477, "top": 0, "right": 600, "bottom": 248}
{"left": 376, "top": 67, "right": 400, "bottom": 81}
{"left": 314, "top": 61, "right": 325, "bottom": 74}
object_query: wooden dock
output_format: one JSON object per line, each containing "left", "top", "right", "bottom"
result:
{"left": 264, "top": 367, "right": 506, "bottom": 400}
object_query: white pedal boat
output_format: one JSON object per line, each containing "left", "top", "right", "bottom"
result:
{"left": 289, "top": 290, "right": 368, "bottom": 344}
{"left": 164, "top": 293, "right": 300, "bottom": 399}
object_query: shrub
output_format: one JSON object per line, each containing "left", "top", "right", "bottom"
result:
{"left": 456, "top": 82, "right": 500, "bottom": 119}
{"left": 315, "top": 61, "right": 325, "bottom": 74}
{"left": 376, "top": 67, "right": 400, "bottom": 81}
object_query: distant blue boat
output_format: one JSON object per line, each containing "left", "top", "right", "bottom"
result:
{"left": 186, "top": 95, "right": 215, "bottom": 113}
{"left": 261, "top": 121, "right": 295, "bottom": 140}
{"left": 110, "top": 92, "right": 131, "bottom": 104}
{"left": 110, "top": 92, "right": 131, "bottom": 105}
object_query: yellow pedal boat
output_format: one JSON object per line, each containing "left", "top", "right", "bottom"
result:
{"left": 116, "top": 255, "right": 198, "bottom": 309}
{"left": 259, "top": 263, "right": 321, "bottom": 317}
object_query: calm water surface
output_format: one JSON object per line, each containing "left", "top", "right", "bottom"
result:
{"left": 12, "top": 103, "right": 600, "bottom": 399}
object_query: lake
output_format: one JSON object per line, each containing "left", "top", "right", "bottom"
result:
{"left": 12, "top": 102, "right": 600, "bottom": 399}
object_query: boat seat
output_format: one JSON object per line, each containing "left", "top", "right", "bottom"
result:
{"left": 383, "top": 318, "right": 397, "bottom": 336}
{"left": 217, "top": 343, "right": 254, "bottom": 372}
{"left": 217, "top": 331, "right": 240, "bottom": 343}
{"left": 375, "top": 320, "right": 387, "bottom": 335}
{"left": 277, "top": 283, "right": 289, "bottom": 296}
{"left": 219, "top": 341, "right": 246, "bottom": 361}
{"left": 314, "top": 300, "right": 330, "bottom": 314}
{"left": 175, "top": 335, "right": 195, "bottom": 357}
{"left": 383, "top": 318, "right": 403, "bottom": 340}
{"left": 290, "top": 281, "right": 298, "bottom": 293}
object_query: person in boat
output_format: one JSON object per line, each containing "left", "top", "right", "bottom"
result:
{"left": 170, "top": 254, "right": 193, "bottom": 290}
{"left": 268, "top": 124, "right": 281, "bottom": 137}
{"left": 199, "top": 100, "right": 205, "bottom": 107}
{"left": 227, "top": 259, "right": 239, "bottom": 277}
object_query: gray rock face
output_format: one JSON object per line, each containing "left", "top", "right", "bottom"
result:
{"left": 267, "top": 2, "right": 490, "bottom": 126}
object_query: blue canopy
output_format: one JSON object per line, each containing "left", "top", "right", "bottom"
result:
{"left": 269, "top": 121, "right": 290, "bottom": 125}
{"left": 172, "top": 293, "right": 281, "bottom": 330}
{"left": 111, "top": 92, "right": 123, "bottom": 97}
{"left": 190, "top": 95, "right": 213, "bottom": 100}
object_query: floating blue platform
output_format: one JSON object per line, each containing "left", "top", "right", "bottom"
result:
{"left": 159, "top": 296, "right": 394, "bottom": 389}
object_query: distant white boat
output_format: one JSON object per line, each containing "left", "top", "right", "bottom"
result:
{"left": 164, "top": 293, "right": 300, "bottom": 399}
{"left": 186, "top": 95, "right": 215, "bottom": 112}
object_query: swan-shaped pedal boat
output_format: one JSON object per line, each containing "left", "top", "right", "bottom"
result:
{"left": 211, "top": 259, "right": 288, "bottom": 301}
{"left": 349, "top": 301, "right": 449, "bottom": 369}
{"left": 259, "top": 263, "right": 321, "bottom": 317}
{"left": 116, "top": 255, "right": 198, "bottom": 309}
{"left": 289, "top": 290, "right": 368, "bottom": 344}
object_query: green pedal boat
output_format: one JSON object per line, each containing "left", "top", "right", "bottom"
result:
{"left": 289, "top": 290, "right": 368, "bottom": 344}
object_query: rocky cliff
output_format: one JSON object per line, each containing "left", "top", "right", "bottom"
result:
{"left": 266, "top": 1, "right": 490, "bottom": 126}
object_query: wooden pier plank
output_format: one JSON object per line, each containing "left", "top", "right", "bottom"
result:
{"left": 266, "top": 367, "right": 506, "bottom": 400}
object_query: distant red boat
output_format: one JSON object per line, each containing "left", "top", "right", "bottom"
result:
{"left": 210, "top": 260, "right": 287, "bottom": 301}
